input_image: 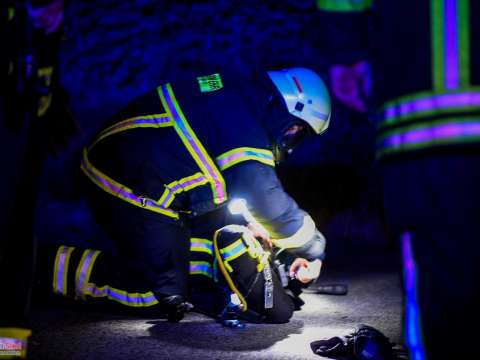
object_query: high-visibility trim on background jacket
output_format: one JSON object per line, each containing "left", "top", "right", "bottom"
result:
{"left": 431, "top": 0, "right": 470, "bottom": 91}
{"left": 317, "top": 0, "right": 372, "bottom": 12}
{"left": 377, "top": 116, "right": 480, "bottom": 157}
{"left": 321, "top": 0, "right": 480, "bottom": 158}
{"left": 379, "top": 89, "right": 480, "bottom": 128}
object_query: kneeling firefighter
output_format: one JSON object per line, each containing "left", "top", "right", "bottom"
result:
{"left": 40, "top": 67, "right": 331, "bottom": 323}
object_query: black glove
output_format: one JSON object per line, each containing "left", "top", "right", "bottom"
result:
{"left": 311, "top": 324, "right": 396, "bottom": 360}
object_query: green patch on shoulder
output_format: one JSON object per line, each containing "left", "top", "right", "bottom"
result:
{"left": 197, "top": 73, "right": 223, "bottom": 93}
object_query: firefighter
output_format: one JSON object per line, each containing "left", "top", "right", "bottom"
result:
{"left": 43, "top": 67, "right": 331, "bottom": 323}
{"left": 0, "top": 0, "right": 75, "bottom": 358}
{"left": 315, "top": 1, "right": 480, "bottom": 358}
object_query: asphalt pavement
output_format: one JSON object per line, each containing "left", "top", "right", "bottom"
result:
{"left": 29, "top": 249, "right": 406, "bottom": 360}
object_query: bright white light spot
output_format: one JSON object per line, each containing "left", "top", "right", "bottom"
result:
{"left": 228, "top": 198, "right": 247, "bottom": 215}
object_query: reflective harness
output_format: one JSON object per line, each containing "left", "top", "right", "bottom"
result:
{"left": 81, "top": 83, "right": 275, "bottom": 218}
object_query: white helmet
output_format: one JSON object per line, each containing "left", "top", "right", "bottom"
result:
{"left": 267, "top": 67, "right": 331, "bottom": 135}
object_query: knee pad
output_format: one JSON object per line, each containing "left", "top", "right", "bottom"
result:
{"left": 213, "top": 225, "right": 274, "bottom": 314}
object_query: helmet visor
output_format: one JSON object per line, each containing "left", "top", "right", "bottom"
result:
{"left": 275, "top": 122, "right": 312, "bottom": 162}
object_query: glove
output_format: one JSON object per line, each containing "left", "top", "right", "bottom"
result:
{"left": 311, "top": 324, "right": 395, "bottom": 360}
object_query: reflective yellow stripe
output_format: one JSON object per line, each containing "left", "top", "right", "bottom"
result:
{"left": 272, "top": 215, "right": 316, "bottom": 249}
{"left": 158, "top": 83, "right": 227, "bottom": 204}
{"left": 52, "top": 246, "right": 75, "bottom": 296}
{"left": 190, "top": 238, "right": 214, "bottom": 255}
{"left": 75, "top": 249, "right": 101, "bottom": 299}
{"left": 220, "top": 238, "right": 248, "bottom": 270}
{"left": 158, "top": 172, "right": 209, "bottom": 208}
{"left": 216, "top": 147, "right": 275, "bottom": 171}
{"left": 213, "top": 228, "right": 248, "bottom": 311}
{"left": 317, "top": 0, "right": 372, "bottom": 12}
{"left": 89, "top": 113, "right": 172, "bottom": 149}
{"left": 81, "top": 149, "right": 179, "bottom": 219}
{"left": 84, "top": 284, "right": 158, "bottom": 307}
{"left": 189, "top": 261, "right": 214, "bottom": 278}
{"left": 73, "top": 251, "right": 159, "bottom": 307}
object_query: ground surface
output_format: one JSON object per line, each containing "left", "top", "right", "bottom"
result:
{"left": 29, "top": 250, "right": 405, "bottom": 360}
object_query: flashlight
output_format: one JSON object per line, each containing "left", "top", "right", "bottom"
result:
{"left": 228, "top": 198, "right": 255, "bottom": 223}
{"left": 228, "top": 198, "right": 270, "bottom": 240}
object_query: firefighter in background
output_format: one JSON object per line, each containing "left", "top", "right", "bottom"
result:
{"left": 315, "top": 0, "right": 480, "bottom": 358}
{"left": 43, "top": 68, "right": 331, "bottom": 323}
{"left": 0, "top": 0, "right": 75, "bottom": 358}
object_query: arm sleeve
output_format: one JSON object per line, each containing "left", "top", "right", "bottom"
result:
{"left": 225, "top": 162, "right": 326, "bottom": 262}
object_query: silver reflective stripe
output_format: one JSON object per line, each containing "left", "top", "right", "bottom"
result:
{"left": 272, "top": 215, "right": 316, "bottom": 249}
{"left": 263, "top": 264, "right": 274, "bottom": 309}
